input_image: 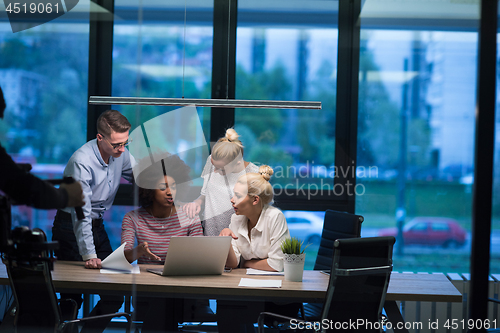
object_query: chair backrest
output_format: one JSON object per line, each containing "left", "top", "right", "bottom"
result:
{"left": 320, "top": 236, "right": 395, "bottom": 333}
{"left": 314, "top": 210, "right": 364, "bottom": 271}
{"left": 5, "top": 227, "right": 62, "bottom": 333}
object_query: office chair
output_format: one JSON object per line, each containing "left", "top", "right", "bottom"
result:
{"left": 301, "top": 210, "right": 364, "bottom": 320}
{"left": 258, "top": 236, "right": 395, "bottom": 333}
{"left": 313, "top": 210, "right": 364, "bottom": 271}
{"left": 3, "top": 227, "right": 132, "bottom": 333}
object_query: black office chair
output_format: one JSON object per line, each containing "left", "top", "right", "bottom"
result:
{"left": 313, "top": 210, "right": 364, "bottom": 271}
{"left": 3, "top": 227, "right": 132, "bottom": 333}
{"left": 258, "top": 236, "right": 395, "bottom": 333}
{"left": 301, "top": 210, "right": 364, "bottom": 320}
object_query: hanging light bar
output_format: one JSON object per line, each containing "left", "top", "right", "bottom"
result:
{"left": 89, "top": 96, "right": 322, "bottom": 110}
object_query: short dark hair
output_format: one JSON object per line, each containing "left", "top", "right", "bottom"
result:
{"left": 137, "top": 155, "right": 192, "bottom": 207}
{"left": 97, "top": 110, "right": 131, "bottom": 137}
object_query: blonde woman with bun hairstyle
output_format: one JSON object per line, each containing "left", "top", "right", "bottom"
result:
{"left": 217, "top": 165, "right": 295, "bottom": 333}
{"left": 221, "top": 165, "right": 290, "bottom": 272}
{"left": 182, "top": 128, "right": 259, "bottom": 236}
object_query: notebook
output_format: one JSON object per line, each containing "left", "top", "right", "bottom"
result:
{"left": 147, "top": 236, "right": 232, "bottom": 276}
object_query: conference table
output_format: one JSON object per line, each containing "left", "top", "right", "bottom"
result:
{"left": 0, "top": 261, "right": 461, "bottom": 332}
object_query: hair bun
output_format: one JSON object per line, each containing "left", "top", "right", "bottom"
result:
{"left": 259, "top": 165, "right": 273, "bottom": 182}
{"left": 225, "top": 128, "right": 240, "bottom": 142}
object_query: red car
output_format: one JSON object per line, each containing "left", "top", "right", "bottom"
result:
{"left": 378, "top": 217, "right": 467, "bottom": 248}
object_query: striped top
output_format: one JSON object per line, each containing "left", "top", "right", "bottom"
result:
{"left": 121, "top": 207, "right": 203, "bottom": 264}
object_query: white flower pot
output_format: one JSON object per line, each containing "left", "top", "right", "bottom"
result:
{"left": 283, "top": 253, "right": 306, "bottom": 282}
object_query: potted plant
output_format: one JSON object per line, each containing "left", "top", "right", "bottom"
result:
{"left": 281, "top": 237, "right": 309, "bottom": 282}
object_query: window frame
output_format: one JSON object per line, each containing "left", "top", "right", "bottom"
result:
{"left": 104, "top": 0, "right": 361, "bottom": 214}
{"left": 87, "top": 0, "right": 497, "bottom": 319}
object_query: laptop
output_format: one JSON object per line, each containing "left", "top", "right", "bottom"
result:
{"left": 147, "top": 236, "right": 232, "bottom": 276}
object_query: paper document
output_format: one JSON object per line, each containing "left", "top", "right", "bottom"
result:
{"left": 246, "top": 268, "right": 284, "bottom": 276}
{"left": 101, "top": 265, "right": 140, "bottom": 274}
{"left": 100, "top": 242, "right": 140, "bottom": 274}
{"left": 238, "top": 278, "right": 282, "bottom": 288}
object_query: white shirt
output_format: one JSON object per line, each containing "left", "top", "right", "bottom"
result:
{"left": 228, "top": 205, "right": 290, "bottom": 272}
{"left": 200, "top": 155, "right": 258, "bottom": 236}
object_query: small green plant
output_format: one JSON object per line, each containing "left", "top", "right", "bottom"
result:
{"left": 281, "top": 237, "right": 310, "bottom": 255}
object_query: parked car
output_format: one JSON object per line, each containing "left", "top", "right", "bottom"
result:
{"left": 378, "top": 217, "right": 467, "bottom": 248}
{"left": 283, "top": 210, "right": 325, "bottom": 245}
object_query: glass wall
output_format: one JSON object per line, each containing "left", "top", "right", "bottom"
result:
{"left": 357, "top": 1, "right": 480, "bottom": 273}
{"left": 234, "top": 1, "right": 339, "bottom": 268}
{"left": 2, "top": 0, "right": 499, "bottom": 327}
{"left": 1, "top": 0, "right": 490, "bottom": 276}
{"left": 106, "top": 1, "right": 214, "bottom": 249}
{"left": 492, "top": 3, "right": 500, "bottom": 276}
{"left": 0, "top": 13, "right": 90, "bottom": 239}
{"left": 235, "top": 1, "right": 338, "bottom": 194}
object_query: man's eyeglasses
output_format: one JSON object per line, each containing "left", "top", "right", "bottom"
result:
{"left": 99, "top": 134, "right": 132, "bottom": 150}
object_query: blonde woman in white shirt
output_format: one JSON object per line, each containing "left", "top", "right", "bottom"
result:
{"left": 217, "top": 165, "right": 296, "bottom": 333}
{"left": 220, "top": 165, "right": 289, "bottom": 271}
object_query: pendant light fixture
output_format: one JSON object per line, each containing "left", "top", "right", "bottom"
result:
{"left": 89, "top": 96, "right": 321, "bottom": 109}
{"left": 89, "top": 0, "right": 321, "bottom": 110}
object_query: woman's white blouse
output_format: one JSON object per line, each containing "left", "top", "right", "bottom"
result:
{"left": 228, "top": 205, "right": 290, "bottom": 272}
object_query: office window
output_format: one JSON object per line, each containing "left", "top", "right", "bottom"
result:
{"left": 492, "top": 10, "right": 500, "bottom": 275}
{"left": 283, "top": 210, "right": 324, "bottom": 269}
{"left": 235, "top": 0, "right": 338, "bottom": 196}
{"left": 232, "top": 1, "right": 338, "bottom": 267}
{"left": 0, "top": 18, "right": 90, "bottom": 239}
{"left": 107, "top": 1, "right": 214, "bottom": 250}
{"left": 112, "top": 0, "right": 213, "bottom": 138}
{"left": 357, "top": 1, "right": 479, "bottom": 273}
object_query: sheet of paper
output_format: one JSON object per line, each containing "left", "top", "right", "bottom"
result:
{"left": 246, "top": 268, "right": 284, "bottom": 276}
{"left": 100, "top": 242, "right": 139, "bottom": 274}
{"left": 238, "top": 278, "right": 282, "bottom": 288}
{"left": 101, "top": 264, "right": 140, "bottom": 274}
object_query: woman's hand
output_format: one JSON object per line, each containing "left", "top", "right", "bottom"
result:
{"left": 182, "top": 201, "right": 201, "bottom": 218}
{"left": 241, "top": 258, "right": 275, "bottom": 271}
{"left": 220, "top": 228, "right": 238, "bottom": 239}
{"left": 136, "top": 242, "right": 161, "bottom": 261}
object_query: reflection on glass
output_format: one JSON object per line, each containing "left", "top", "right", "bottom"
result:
{"left": 493, "top": 2, "right": 500, "bottom": 279}
{"left": 112, "top": 1, "right": 214, "bottom": 189}
{"left": 104, "top": 1, "right": 214, "bottom": 253}
{"left": 0, "top": 20, "right": 89, "bottom": 233}
{"left": 357, "top": 0, "right": 479, "bottom": 273}
{"left": 235, "top": 1, "right": 339, "bottom": 194}
{"left": 128, "top": 105, "right": 208, "bottom": 189}
{"left": 283, "top": 210, "right": 324, "bottom": 270}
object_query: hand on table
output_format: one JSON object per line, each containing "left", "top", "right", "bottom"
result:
{"left": 219, "top": 228, "right": 238, "bottom": 239}
{"left": 85, "top": 258, "right": 102, "bottom": 269}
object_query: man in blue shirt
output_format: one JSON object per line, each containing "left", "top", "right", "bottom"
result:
{"left": 52, "top": 110, "right": 133, "bottom": 332}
